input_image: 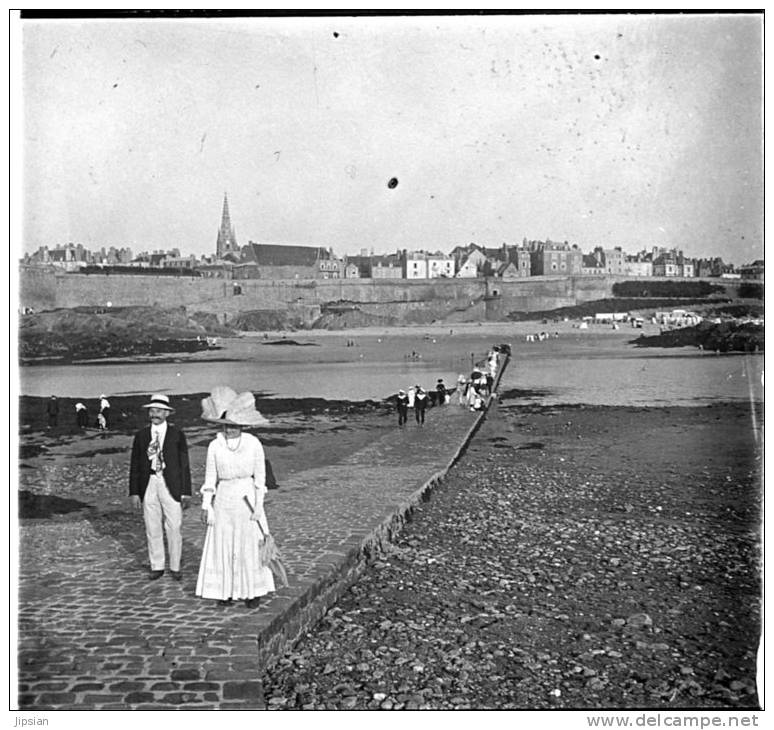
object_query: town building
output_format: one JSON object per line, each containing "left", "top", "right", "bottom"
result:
{"left": 455, "top": 247, "right": 487, "bottom": 278}
{"left": 405, "top": 251, "right": 428, "bottom": 279}
{"left": 695, "top": 257, "right": 735, "bottom": 278}
{"left": 652, "top": 248, "right": 694, "bottom": 277}
{"left": 239, "top": 241, "right": 336, "bottom": 279}
{"left": 624, "top": 251, "right": 653, "bottom": 277}
{"left": 370, "top": 253, "right": 403, "bottom": 279}
{"left": 738, "top": 260, "right": 764, "bottom": 280}
{"left": 528, "top": 240, "right": 583, "bottom": 275}
{"left": 602, "top": 247, "right": 626, "bottom": 275}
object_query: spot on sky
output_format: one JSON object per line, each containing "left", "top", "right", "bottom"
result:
{"left": 594, "top": 54, "right": 601, "bottom": 60}
{"left": 333, "top": 31, "right": 339, "bottom": 38}
{"left": 387, "top": 177, "right": 398, "bottom": 189}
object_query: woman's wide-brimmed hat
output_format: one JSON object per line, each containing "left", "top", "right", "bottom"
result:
{"left": 201, "top": 386, "right": 269, "bottom": 427}
{"left": 142, "top": 393, "right": 174, "bottom": 411}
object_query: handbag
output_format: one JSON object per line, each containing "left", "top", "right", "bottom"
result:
{"left": 242, "top": 495, "right": 289, "bottom": 587}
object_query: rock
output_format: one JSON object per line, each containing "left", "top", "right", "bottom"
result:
{"left": 626, "top": 613, "right": 653, "bottom": 629}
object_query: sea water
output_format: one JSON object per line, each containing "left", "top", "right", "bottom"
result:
{"left": 17, "top": 332, "right": 764, "bottom": 407}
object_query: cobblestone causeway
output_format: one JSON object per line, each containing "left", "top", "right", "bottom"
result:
{"left": 17, "top": 387, "right": 499, "bottom": 710}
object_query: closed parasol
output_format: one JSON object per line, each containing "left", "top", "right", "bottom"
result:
{"left": 242, "top": 495, "right": 289, "bottom": 588}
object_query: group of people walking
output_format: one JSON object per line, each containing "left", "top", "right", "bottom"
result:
{"left": 394, "top": 346, "right": 505, "bottom": 425}
{"left": 456, "top": 346, "right": 503, "bottom": 411}
{"left": 128, "top": 387, "right": 281, "bottom": 609}
{"left": 395, "top": 384, "right": 430, "bottom": 426}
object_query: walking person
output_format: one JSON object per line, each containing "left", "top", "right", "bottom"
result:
{"left": 456, "top": 374, "right": 467, "bottom": 406}
{"left": 75, "top": 402, "right": 88, "bottom": 429}
{"left": 396, "top": 389, "right": 409, "bottom": 426}
{"left": 46, "top": 395, "right": 59, "bottom": 428}
{"left": 196, "top": 387, "right": 276, "bottom": 609}
{"left": 99, "top": 394, "right": 111, "bottom": 430}
{"left": 436, "top": 379, "right": 447, "bottom": 407}
{"left": 414, "top": 386, "right": 427, "bottom": 425}
{"left": 129, "top": 394, "right": 191, "bottom": 581}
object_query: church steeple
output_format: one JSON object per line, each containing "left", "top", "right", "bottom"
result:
{"left": 216, "top": 192, "right": 238, "bottom": 259}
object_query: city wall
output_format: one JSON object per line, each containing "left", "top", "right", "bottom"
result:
{"left": 18, "top": 267, "right": 630, "bottom": 323}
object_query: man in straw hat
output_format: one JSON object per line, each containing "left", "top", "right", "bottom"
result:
{"left": 129, "top": 393, "right": 191, "bottom": 581}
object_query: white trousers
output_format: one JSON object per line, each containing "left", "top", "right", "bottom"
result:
{"left": 143, "top": 474, "right": 182, "bottom": 571}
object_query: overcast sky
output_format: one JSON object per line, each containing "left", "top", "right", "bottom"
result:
{"left": 19, "top": 13, "right": 762, "bottom": 264}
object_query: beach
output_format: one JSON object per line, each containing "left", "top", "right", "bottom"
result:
{"left": 15, "top": 323, "right": 763, "bottom": 709}
{"left": 261, "top": 400, "right": 762, "bottom": 709}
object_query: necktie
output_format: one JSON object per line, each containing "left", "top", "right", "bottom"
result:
{"left": 149, "top": 432, "right": 165, "bottom": 473}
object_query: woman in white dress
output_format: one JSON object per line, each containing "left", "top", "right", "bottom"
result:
{"left": 196, "top": 387, "right": 276, "bottom": 609}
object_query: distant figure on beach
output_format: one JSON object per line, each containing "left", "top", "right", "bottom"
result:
{"left": 75, "top": 402, "right": 88, "bottom": 429}
{"left": 46, "top": 395, "right": 59, "bottom": 428}
{"left": 196, "top": 387, "right": 276, "bottom": 609}
{"left": 129, "top": 394, "right": 191, "bottom": 581}
{"left": 396, "top": 389, "right": 409, "bottom": 426}
{"left": 457, "top": 374, "right": 467, "bottom": 406}
{"left": 414, "top": 387, "right": 427, "bottom": 425}
{"left": 436, "top": 379, "right": 447, "bottom": 406}
{"left": 99, "top": 394, "right": 111, "bottom": 430}
{"left": 97, "top": 412, "right": 107, "bottom": 431}
{"left": 467, "top": 372, "right": 481, "bottom": 408}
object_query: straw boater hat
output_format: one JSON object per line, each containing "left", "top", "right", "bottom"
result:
{"left": 142, "top": 393, "right": 174, "bottom": 411}
{"left": 201, "top": 386, "right": 269, "bottom": 427}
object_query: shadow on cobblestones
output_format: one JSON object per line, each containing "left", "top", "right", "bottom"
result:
{"left": 86, "top": 510, "right": 149, "bottom": 568}
{"left": 18, "top": 490, "right": 93, "bottom": 519}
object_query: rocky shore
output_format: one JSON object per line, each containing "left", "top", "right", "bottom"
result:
{"left": 260, "top": 401, "right": 762, "bottom": 710}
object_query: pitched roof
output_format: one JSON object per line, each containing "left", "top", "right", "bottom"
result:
{"left": 242, "top": 242, "right": 329, "bottom": 266}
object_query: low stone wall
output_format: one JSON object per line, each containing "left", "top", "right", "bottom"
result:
{"left": 252, "top": 350, "right": 511, "bottom": 675}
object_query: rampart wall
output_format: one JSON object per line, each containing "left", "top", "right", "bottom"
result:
{"left": 19, "top": 268, "right": 732, "bottom": 324}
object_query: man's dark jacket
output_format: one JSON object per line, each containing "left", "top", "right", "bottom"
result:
{"left": 129, "top": 424, "right": 192, "bottom": 502}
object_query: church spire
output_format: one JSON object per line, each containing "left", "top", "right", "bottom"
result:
{"left": 216, "top": 192, "right": 238, "bottom": 259}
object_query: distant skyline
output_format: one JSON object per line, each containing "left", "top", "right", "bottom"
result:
{"left": 18, "top": 13, "right": 763, "bottom": 265}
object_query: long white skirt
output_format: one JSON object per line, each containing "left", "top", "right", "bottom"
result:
{"left": 195, "top": 478, "right": 276, "bottom": 600}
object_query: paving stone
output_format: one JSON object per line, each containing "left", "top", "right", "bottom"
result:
{"left": 17, "top": 390, "right": 493, "bottom": 710}
{"left": 183, "top": 682, "right": 220, "bottom": 691}
{"left": 160, "top": 692, "right": 202, "bottom": 705}
{"left": 124, "top": 692, "right": 156, "bottom": 704}
{"left": 170, "top": 669, "right": 201, "bottom": 681}
{"left": 82, "top": 693, "right": 126, "bottom": 703}
{"left": 108, "top": 680, "right": 146, "bottom": 692}
{"left": 38, "top": 692, "right": 77, "bottom": 704}
{"left": 31, "top": 682, "right": 68, "bottom": 691}
{"left": 150, "top": 681, "right": 180, "bottom": 691}
{"left": 223, "top": 681, "right": 264, "bottom": 701}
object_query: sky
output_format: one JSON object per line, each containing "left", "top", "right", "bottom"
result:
{"left": 17, "top": 12, "right": 763, "bottom": 265}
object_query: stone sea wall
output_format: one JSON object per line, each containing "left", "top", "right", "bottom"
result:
{"left": 18, "top": 267, "right": 632, "bottom": 324}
